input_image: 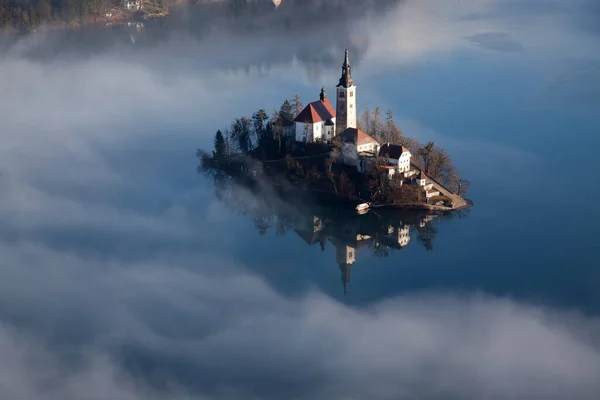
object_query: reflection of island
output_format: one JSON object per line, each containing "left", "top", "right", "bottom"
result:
{"left": 198, "top": 138, "right": 470, "bottom": 293}
{"left": 12, "top": 0, "right": 395, "bottom": 83}
{"left": 141, "top": 0, "right": 380, "bottom": 81}
{"left": 293, "top": 210, "right": 441, "bottom": 295}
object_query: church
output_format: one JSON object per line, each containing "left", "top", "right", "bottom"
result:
{"left": 293, "top": 46, "right": 413, "bottom": 175}
{"left": 294, "top": 46, "right": 368, "bottom": 145}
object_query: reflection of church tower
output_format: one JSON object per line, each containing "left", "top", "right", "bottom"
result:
{"left": 335, "top": 46, "right": 357, "bottom": 135}
{"left": 336, "top": 245, "right": 356, "bottom": 296}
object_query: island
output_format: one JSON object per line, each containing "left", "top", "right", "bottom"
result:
{"left": 0, "top": 0, "right": 286, "bottom": 33}
{"left": 198, "top": 46, "right": 472, "bottom": 213}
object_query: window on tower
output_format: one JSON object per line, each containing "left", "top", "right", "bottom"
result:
{"left": 350, "top": 91, "right": 354, "bottom": 97}
{"left": 339, "top": 92, "right": 345, "bottom": 99}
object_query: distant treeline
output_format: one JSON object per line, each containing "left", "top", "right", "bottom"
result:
{"left": 0, "top": 0, "right": 401, "bottom": 32}
{"left": 0, "top": 0, "right": 172, "bottom": 31}
{"left": 1, "top": 0, "right": 112, "bottom": 30}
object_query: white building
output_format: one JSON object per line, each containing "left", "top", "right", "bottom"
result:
{"left": 426, "top": 189, "right": 440, "bottom": 199}
{"left": 123, "top": 0, "right": 141, "bottom": 10}
{"left": 294, "top": 46, "right": 358, "bottom": 144}
{"left": 419, "top": 214, "right": 438, "bottom": 228}
{"left": 417, "top": 171, "right": 440, "bottom": 199}
{"left": 380, "top": 223, "right": 411, "bottom": 249}
{"left": 333, "top": 232, "right": 372, "bottom": 296}
{"left": 294, "top": 88, "right": 336, "bottom": 143}
{"left": 338, "top": 128, "right": 380, "bottom": 168}
{"left": 379, "top": 143, "right": 412, "bottom": 174}
{"left": 335, "top": 46, "right": 357, "bottom": 136}
{"left": 417, "top": 170, "right": 428, "bottom": 187}
{"left": 397, "top": 225, "right": 411, "bottom": 247}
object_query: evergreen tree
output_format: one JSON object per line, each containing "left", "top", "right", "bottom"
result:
{"left": 213, "top": 130, "right": 227, "bottom": 161}
{"left": 252, "top": 109, "right": 268, "bottom": 146}
{"left": 279, "top": 99, "right": 294, "bottom": 121}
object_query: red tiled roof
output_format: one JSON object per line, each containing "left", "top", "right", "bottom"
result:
{"left": 294, "top": 99, "right": 336, "bottom": 124}
{"left": 420, "top": 171, "right": 427, "bottom": 180}
{"left": 321, "top": 98, "right": 336, "bottom": 118}
{"left": 338, "top": 128, "right": 379, "bottom": 146}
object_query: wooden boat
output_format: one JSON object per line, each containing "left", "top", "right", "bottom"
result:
{"left": 355, "top": 202, "right": 370, "bottom": 214}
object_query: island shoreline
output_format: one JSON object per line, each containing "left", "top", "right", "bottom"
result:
{"left": 1, "top": 0, "right": 226, "bottom": 36}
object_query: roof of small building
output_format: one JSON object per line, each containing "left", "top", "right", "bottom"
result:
{"left": 338, "top": 128, "right": 379, "bottom": 146}
{"left": 420, "top": 171, "right": 427, "bottom": 180}
{"left": 294, "top": 229, "right": 321, "bottom": 246}
{"left": 294, "top": 99, "right": 336, "bottom": 124}
{"left": 325, "top": 119, "right": 335, "bottom": 126}
{"left": 379, "top": 143, "right": 410, "bottom": 159}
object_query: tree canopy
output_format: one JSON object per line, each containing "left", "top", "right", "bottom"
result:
{"left": 200, "top": 97, "right": 469, "bottom": 199}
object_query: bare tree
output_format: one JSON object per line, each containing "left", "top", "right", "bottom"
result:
{"left": 271, "top": 110, "right": 284, "bottom": 154}
{"left": 371, "top": 106, "right": 382, "bottom": 140}
{"left": 292, "top": 94, "right": 304, "bottom": 117}
{"left": 457, "top": 179, "right": 471, "bottom": 196}
{"left": 359, "top": 108, "right": 372, "bottom": 136}
{"left": 418, "top": 141, "right": 435, "bottom": 173}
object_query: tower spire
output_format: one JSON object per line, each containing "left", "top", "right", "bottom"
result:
{"left": 337, "top": 45, "right": 354, "bottom": 88}
{"left": 339, "top": 262, "right": 352, "bottom": 296}
{"left": 344, "top": 45, "right": 350, "bottom": 67}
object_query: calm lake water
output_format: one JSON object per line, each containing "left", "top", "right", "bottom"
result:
{"left": 1, "top": 0, "right": 600, "bottom": 399}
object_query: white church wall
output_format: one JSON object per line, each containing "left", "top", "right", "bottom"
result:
{"left": 295, "top": 122, "right": 316, "bottom": 143}
{"left": 313, "top": 122, "right": 326, "bottom": 142}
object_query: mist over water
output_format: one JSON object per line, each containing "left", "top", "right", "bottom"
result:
{"left": 1, "top": 0, "right": 600, "bottom": 399}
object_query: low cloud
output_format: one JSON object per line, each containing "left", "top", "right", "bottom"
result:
{"left": 0, "top": 1, "right": 599, "bottom": 399}
{"left": 0, "top": 241, "right": 600, "bottom": 399}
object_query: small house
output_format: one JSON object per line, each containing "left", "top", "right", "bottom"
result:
{"left": 338, "top": 127, "right": 380, "bottom": 169}
{"left": 378, "top": 143, "right": 412, "bottom": 174}
{"left": 123, "top": 0, "right": 141, "bottom": 10}
{"left": 417, "top": 170, "right": 427, "bottom": 186}
{"left": 426, "top": 189, "right": 440, "bottom": 199}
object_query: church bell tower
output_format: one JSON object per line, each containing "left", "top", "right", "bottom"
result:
{"left": 335, "top": 46, "right": 357, "bottom": 136}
